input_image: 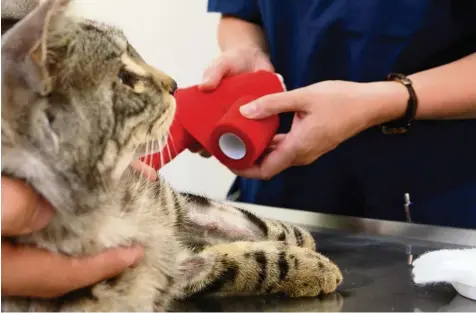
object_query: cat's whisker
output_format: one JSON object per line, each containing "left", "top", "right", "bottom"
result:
{"left": 98, "top": 160, "right": 111, "bottom": 194}
{"left": 120, "top": 146, "right": 141, "bottom": 217}
{"left": 141, "top": 138, "right": 150, "bottom": 180}
{"left": 159, "top": 136, "right": 165, "bottom": 171}
{"left": 130, "top": 137, "right": 151, "bottom": 203}
{"left": 154, "top": 139, "right": 161, "bottom": 170}
{"left": 139, "top": 135, "right": 156, "bottom": 214}
{"left": 148, "top": 140, "right": 156, "bottom": 170}
{"left": 144, "top": 135, "right": 154, "bottom": 183}
{"left": 166, "top": 131, "right": 174, "bottom": 166}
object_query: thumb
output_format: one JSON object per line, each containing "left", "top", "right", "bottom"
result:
{"left": 239, "top": 89, "right": 307, "bottom": 119}
{"left": 200, "top": 56, "right": 234, "bottom": 90}
{"left": 1, "top": 177, "right": 54, "bottom": 236}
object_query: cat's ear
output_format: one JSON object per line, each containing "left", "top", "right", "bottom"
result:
{"left": 1, "top": 0, "right": 71, "bottom": 95}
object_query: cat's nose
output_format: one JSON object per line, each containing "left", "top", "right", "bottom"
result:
{"left": 169, "top": 80, "right": 178, "bottom": 95}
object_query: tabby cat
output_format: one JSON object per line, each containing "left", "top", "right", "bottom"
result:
{"left": 1, "top": 0, "right": 343, "bottom": 311}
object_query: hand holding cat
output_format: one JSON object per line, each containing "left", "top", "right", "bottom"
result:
{"left": 1, "top": 176, "right": 145, "bottom": 298}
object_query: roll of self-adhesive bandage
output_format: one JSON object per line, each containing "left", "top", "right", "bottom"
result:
{"left": 140, "top": 70, "right": 286, "bottom": 171}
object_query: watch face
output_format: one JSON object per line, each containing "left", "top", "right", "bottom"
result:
{"left": 388, "top": 73, "right": 412, "bottom": 86}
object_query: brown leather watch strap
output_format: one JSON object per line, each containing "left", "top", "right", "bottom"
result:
{"left": 380, "top": 73, "right": 419, "bottom": 135}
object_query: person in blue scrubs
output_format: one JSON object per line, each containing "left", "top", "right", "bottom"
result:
{"left": 199, "top": 0, "right": 476, "bottom": 229}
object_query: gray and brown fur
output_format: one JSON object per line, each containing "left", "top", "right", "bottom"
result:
{"left": 1, "top": 0, "right": 343, "bottom": 311}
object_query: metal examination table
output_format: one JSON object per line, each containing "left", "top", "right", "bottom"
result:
{"left": 171, "top": 202, "right": 476, "bottom": 312}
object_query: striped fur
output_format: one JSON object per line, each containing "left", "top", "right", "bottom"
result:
{"left": 1, "top": 1, "right": 342, "bottom": 311}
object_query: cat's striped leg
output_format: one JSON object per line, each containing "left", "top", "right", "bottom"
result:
{"left": 176, "top": 241, "right": 342, "bottom": 299}
{"left": 178, "top": 192, "right": 316, "bottom": 251}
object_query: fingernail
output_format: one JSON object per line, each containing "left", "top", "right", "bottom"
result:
{"left": 123, "top": 245, "right": 144, "bottom": 267}
{"left": 199, "top": 75, "right": 214, "bottom": 91}
{"left": 27, "top": 198, "right": 55, "bottom": 233}
{"left": 240, "top": 102, "right": 259, "bottom": 118}
{"left": 202, "top": 73, "right": 213, "bottom": 85}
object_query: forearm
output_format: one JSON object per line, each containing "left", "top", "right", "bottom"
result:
{"left": 217, "top": 15, "right": 269, "bottom": 53}
{"left": 367, "top": 52, "right": 476, "bottom": 126}
{"left": 409, "top": 52, "right": 476, "bottom": 120}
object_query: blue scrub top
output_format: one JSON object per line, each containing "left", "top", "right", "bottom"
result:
{"left": 207, "top": 0, "right": 476, "bottom": 229}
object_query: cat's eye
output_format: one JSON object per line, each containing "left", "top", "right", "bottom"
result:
{"left": 118, "top": 68, "right": 138, "bottom": 88}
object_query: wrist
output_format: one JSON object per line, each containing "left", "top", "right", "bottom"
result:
{"left": 218, "top": 17, "right": 268, "bottom": 54}
{"left": 360, "top": 81, "right": 410, "bottom": 128}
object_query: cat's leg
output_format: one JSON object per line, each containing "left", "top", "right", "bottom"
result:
{"left": 175, "top": 241, "right": 342, "bottom": 300}
{"left": 175, "top": 191, "right": 316, "bottom": 251}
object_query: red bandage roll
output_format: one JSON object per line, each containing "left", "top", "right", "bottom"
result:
{"left": 209, "top": 96, "right": 279, "bottom": 170}
{"left": 140, "top": 71, "right": 286, "bottom": 171}
{"left": 139, "top": 117, "right": 197, "bottom": 170}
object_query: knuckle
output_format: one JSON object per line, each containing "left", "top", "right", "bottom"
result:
{"left": 210, "top": 55, "right": 225, "bottom": 68}
{"left": 260, "top": 172, "right": 273, "bottom": 181}
{"left": 205, "top": 57, "right": 226, "bottom": 75}
{"left": 298, "top": 153, "right": 317, "bottom": 166}
{"left": 220, "top": 53, "right": 236, "bottom": 67}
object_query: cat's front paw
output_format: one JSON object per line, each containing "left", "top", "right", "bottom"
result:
{"left": 281, "top": 249, "right": 343, "bottom": 297}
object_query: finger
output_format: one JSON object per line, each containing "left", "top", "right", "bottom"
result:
{"left": 130, "top": 160, "right": 157, "bottom": 181}
{"left": 270, "top": 134, "right": 286, "bottom": 146}
{"left": 1, "top": 241, "right": 144, "bottom": 298}
{"left": 190, "top": 149, "right": 213, "bottom": 158}
{"left": 234, "top": 139, "right": 295, "bottom": 180}
{"left": 199, "top": 57, "right": 233, "bottom": 91}
{"left": 188, "top": 145, "right": 213, "bottom": 158}
{"left": 1, "top": 177, "right": 54, "bottom": 236}
{"left": 265, "top": 134, "right": 287, "bottom": 152}
{"left": 239, "top": 89, "right": 307, "bottom": 119}
{"left": 200, "top": 61, "right": 274, "bottom": 92}
{"left": 188, "top": 144, "right": 203, "bottom": 153}
{"left": 187, "top": 140, "right": 212, "bottom": 158}
{"left": 199, "top": 150, "right": 213, "bottom": 158}
{"left": 199, "top": 49, "right": 274, "bottom": 92}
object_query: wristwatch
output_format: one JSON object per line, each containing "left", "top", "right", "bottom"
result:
{"left": 380, "top": 73, "right": 419, "bottom": 135}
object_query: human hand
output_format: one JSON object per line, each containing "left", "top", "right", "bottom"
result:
{"left": 1, "top": 175, "right": 145, "bottom": 298}
{"left": 233, "top": 80, "right": 406, "bottom": 180}
{"left": 189, "top": 46, "right": 275, "bottom": 158}
{"left": 199, "top": 45, "right": 274, "bottom": 91}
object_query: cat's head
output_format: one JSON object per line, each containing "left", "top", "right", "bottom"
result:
{"left": 1, "top": 0, "right": 177, "bottom": 213}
